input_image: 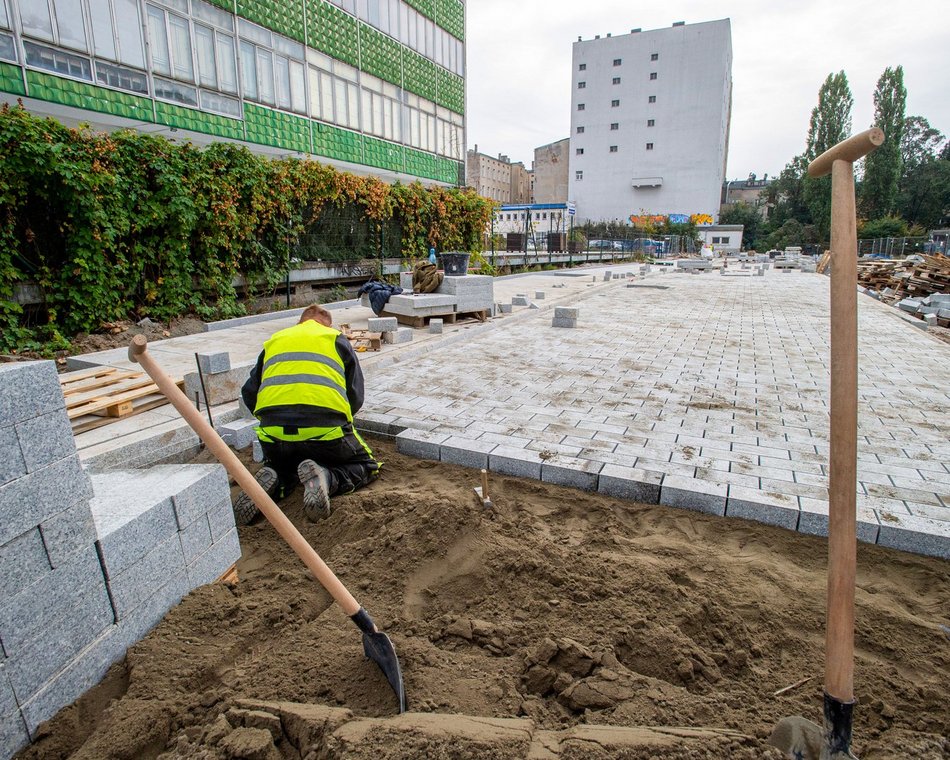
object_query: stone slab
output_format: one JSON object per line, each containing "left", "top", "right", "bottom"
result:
{"left": 0, "top": 709, "right": 29, "bottom": 760}
{"left": 725, "top": 486, "right": 801, "bottom": 530}
{"left": 797, "top": 498, "right": 880, "bottom": 544}
{"left": 383, "top": 327, "right": 413, "bottom": 344}
{"left": 179, "top": 514, "right": 213, "bottom": 566}
{"left": 183, "top": 363, "right": 254, "bottom": 407}
{"left": 108, "top": 533, "right": 186, "bottom": 619}
{"left": 0, "top": 425, "right": 26, "bottom": 487}
{"left": 196, "top": 352, "right": 231, "bottom": 375}
{"left": 597, "top": 465, "right": 663, "bottom": 504}
{"left": 554, "top": 307, "right": 579, "bottom": 319}
{"left": 0, "top": 668, "right": 17, "bottom": 724}
{"left": 383, "top": 294, "right": 456, "bottom": 317}
{"left": 395, "top": 429, "right": 450, "bottom": 461}
{"left": 541, "top": 457, "right": 603, "bottom": 491}
{"left": 876, "top": 512, "right": 950, "bottom": 559}
{"left": 187, "top": 529, "right": 241, "bottom": 588}
{"left": 488, "top": 445, "right": 543, "bottom": 480}
{"left": 440, "top": 437, "right": 496, "bottom": 470}
{"left": 534, "top": 291, "right": 545, "bottom": 299}
{"left": 0, "top": 361, "right": 64, "bottom": 429}
{"left": 0, "top": 529, "right": 51, "bottom": 602}
{"left": 428, "top": 319, "right": 443, "bottom": 334}
{"left": 660, "top": 476, "right": 728, "bottom": 516}
{"left": 367, "top": 317, "right": 398, "bottom": 332}
{"left": 207, "top": 497, "right": 237, "bottom": 542}
{"left": 219, "top": 418, "right": 259, "bottom": 450}
{"left": 511, "top": 295, "right": 529, "bottom": 306}
{"left": 552, "top": 318, "right": 578, "bottom": 328}
{"left": 170, "top": 465, "right": 231, "bottom": 529}
{"left": 38, "top": 498, "right": 97, "bottom": 570}
{"left": 498, "top": 303, "right": 513, "bottom": 314}
{"left": 118, "top": 571, "right": 190, "bottom": 649}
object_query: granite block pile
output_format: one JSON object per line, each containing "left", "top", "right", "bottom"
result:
{"left": 436, "top": 274, "right": 494, "bottom": 314}
{"left": 0, "top": 361, "right": 239, "bottom": 759}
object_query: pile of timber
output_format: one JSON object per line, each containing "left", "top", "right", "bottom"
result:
{"left": 857, "top": 254, "right": 950, "bottom": 302}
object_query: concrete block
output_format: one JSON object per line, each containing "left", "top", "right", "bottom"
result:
{"left": 14, "top": 408, "right": 77, "bottom": 474}
{"left": 428, "top": 319, "right": 444, "bottom": 334}
{"left": 399, "top": 271, "right": 413, "bottom": 290}
{"left": 659, "top": 476, "right": 728, "bottom": 515}
{"left": 395, "top": 429, "right": 450, "bottom": 461}
{"left": 40, "top": 499, "right": 97, "bottom": 568}
{"left": 218, "top": 419, "right": 259, "bottom": 450}
{"left": 597, "top": 465, "right": 663, "bottom": 504}
{"left": 798, "top": 498, "right": 880, "bottom": 544}
{"left": 196, "top": 352, "right": 231, "bottom": 375}
{"left": 188, "top": 528, "right": 241, "bottom": 588}
{"left": 383, "top": 328, "right": 413, "bottom": 345}
{"left": 0, "top": 710, "right": 29, "bottom": 760}
{"left": 488, "top": 445, "right": 543, "bottom": 480}
{"left": 108, "top": 533, "right": 186, "bottom": 619}
{"left": 436, "top": 275, "right": 494, "bottom": 312}
{"left": 554, "top": 307, "right": 579, "bottom": 319}
{"left": 0, "top": 547, "right": 111, "bottom": 659}
{"left": 0, "top": 425, "right": 26, "bottom": 487}
{"left": 603, "top": 271, "right": 612, "bottom": 281}
{"left": 0, "top": 529, "right": 51, "bottom": 602}
{"left": 896, "top": 299, "right": 921, "bottom": 313}
{"left": 368, "top": 317, "right": 398, "bottom": 332}
{"left": 183, "top": 363, "right": 253, "bottom": 407}
{"left": 541, "top": 457, "right": 603, "bottom": 491}
{"left": 534, "top": 291, "right": 545, "bottom": 300}
{"left": 511, "top": 295, "right": 529, "bottom": 306}
{"left": 383, "top": 294, "right": 456, "bottom": 317}
{"left": 923, "top": 314, "right": 938, "bottom": 327}
{"left": 725, "top": 486, "right": 800, "bottom": 530}
{"left": 0, "top": 455, "right": 94, "bottom": 547}
{"left": 179, "top": 514, "right": 213, "bottom": 566}
{"left": 0, "top": 360, "right": 64, "bottom": 428}
{"left": 19, "top": 625, "right": 126, "bottom": 736}
{"left": 252, "top": 439, "right": 264, "bottom": 463}
{"left": 552, "top": 318, "right": 578, "bottom": 328}
{"left": 207, "top": 497, "right": 236, "bottom": 542}
{"left": 876, "top": 512, "right": 950, "bottom": 559}
{"left": 499, "top": 304, "right": 513, "bottom": 314}
{"left": 613, "top": 273, "right": 621, "bottom": 279}
{"left": 440, "top": 436, "right": 496, "bottom": 470}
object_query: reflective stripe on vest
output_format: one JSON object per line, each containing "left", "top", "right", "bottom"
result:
{"left": 255, "top": 320, "right": 352, "bottom": 422}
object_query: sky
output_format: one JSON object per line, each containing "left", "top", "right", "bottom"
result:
{"left": 465, "top": 0, "right": 950, "bottom": 181}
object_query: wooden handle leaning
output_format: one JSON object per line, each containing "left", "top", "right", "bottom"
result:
{"left": 128, "top": 335, "right": 363, "bottom": 618}
{"left": 808, "top": 128, "right": 884, "bottom": 177}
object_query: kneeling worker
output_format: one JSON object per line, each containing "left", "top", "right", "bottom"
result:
{"left": 235, "top": 304, "right": 380, "bottom": 523}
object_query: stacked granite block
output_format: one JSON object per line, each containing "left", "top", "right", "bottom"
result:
{"left": 184, "top": 352, "right": 253, "bottom": 408}
{"left": 0, "top": 362, "right": 240, "bottom": 758}
{"left": 218, "top": 419, "right": 259, "bottom": 450}
{"left": 552, "top": 307, "right": 579, "bottom": 328}
{"left": 383, "top": 294, "right": 456, "bottom": 318}
{"left": 511, "top": 294, "right": 529, "bottom": 306}
{"left": 436, "top": 274, "right": 494, "bottom": 314}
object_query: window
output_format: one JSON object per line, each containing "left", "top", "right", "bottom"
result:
{"left": 712, "top": 237, "right": 722, "bottom": 244}
{"left": 239, "top": 22, "right": 306, "bottom": 113}
{"left": 578, "top": 62, "right": 586, "bottom": 70}
{"left": 577, "top": 103, "right": 585, "bottom": 111}
{"left": 651, "top": 53, "right": 658, "bottom": 60}
{"left": 23, "top": 39, "right": 92, "bottom": 80}
{"left": 646, "top": 142, "right": 654, "bottom": 150}
{"left": 95, "top": 59, "right": 147, "bottom": 92}
{"left": 575, "top": 170, "right": 583, "bottom": 180}
{"left": 609, "top": 145, "right": 617, "bottom": 153}
{"left": 648, "top": 95, "right": 656, "bottom": 103}
{"left": 576, "top": 148, "right": 583, "bottom": 155}
{"left": 0, "top": 32, "right": 15, "bottom": 63}
{"left": 576, "top": 126, "right": 584, "bottom": 134}
{"left": 647, "top": 119, "right": 655, "bottom": 126}
{"left": 89, "top": 0, "right": 146, "bottom": 69}
{"left": 612, "top": 77, "right": 620, "bottom": 84}
{"left": 610, "top": 122, "right": 618, "bottom": 130}
{"left": 650, "top": 72, "right": 657, "bottom": 80}
{"left": 577, "top": 81, "right": 585, "bottom": 89}
{"left": 613, "top": 58, "right": 621, "bottom": 66}
{"left": 611, "top": 99, "right": 619, "bottom": 107}
{"left": 147, "top": 4, "right": 193, "bottom": 81}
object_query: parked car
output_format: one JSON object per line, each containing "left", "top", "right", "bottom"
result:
{"left": 589, "top": 239, "right": 623, "bottom": 251}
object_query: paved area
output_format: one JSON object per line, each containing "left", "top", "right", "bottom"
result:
{"left": 68, "top": 265, "right": 950, "bottom": 558}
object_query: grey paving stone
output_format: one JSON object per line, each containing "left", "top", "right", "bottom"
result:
{"left": 395, "top": 429, "right": 450, "bottom": 461}
{"left": 0, "top": 709, "right": 29, "bottom": 760}
{"left": 109, "top": 533, "right": 186, "bottom": 620}
{"left": 368, "top": 317, "right": 398, "bottom": 332}
{"left": 207, "top": 497, "right": 237, "bottom": 542}
{"left": 252, "top": 439, "right": 264, "bottom": 463}
{"left": 0, "top": 455, "right": 94, "bottom": 547}
{"left": 0, "top": 547, "right": 110, "bottom": 658}
{"left": 597, "top": 464, "right": 663, "bottom": 504}
{"left": 876, "top": 512, "right": 950, "bottom": 559}
{"left": 534, "top": 291, "right": 545, "bottom": 300}
{"left": 218, "top": 418, "right": 259, "bottom": 450}
{"left": 660, "top": 476, "right": 728, "bottom": 515}
{"left": 179, "top": 514, "right": 213, "bottom": 566}
{"left": 554, "top": 306, "right": 580, "bottom": 319}
{"left": 0, "top": 666, "right": 17, "bottom": 720}
{"left": 19, "top": 625, "right": 126, "bottom": 736}
{"left": 552, "top": 318, "right": 578, "bottom": 328}
{"left": 725, "top": 485, "right": 800, "bottom": 530}
{"left": 14, "top": 408, "right": 76, "bottom": 474}
{"left": 498, "top": 303, "right": 513, "bottom": 313}
{"left": 170, "top": 465, "right": 231, "bottom": 529}
{"left": 440, "top": 437, "right": 497, "bottom": 470}
{"left": 488, "top": 445, "right": 543, "bottom": 479}
{"left": 541, "top": 456, "right": 603, "bottom": 491}
{"left": 39, "top": 498, "right": 97, "bottom": 569}
{"left": 383, "top": 328, "right": 413, "bottom": 344}
{"left": 429, "top": 319, "right": 443, "bottom": 334}
{"left": 0, "top": 425, "right": 26, "bottom": 486}
{"left": 0, "top": 360, "right": 64, "bottom": 428}
{"left": 797, "top": 497, "right": 880, "bottom": 544}
{"left": 0, "top": 528, "right": 51, "bottom": 602}
{"left": 183, "top": 363, "right": 254, "bottom": 407}
{"left": 188, "top": 529, "right": 241, "bottom": 588}
{"left": 196, "top": 352, "right": 231, "bottom": 375}
{"left": 511, "top": 295, "right": 529, "bottom": 306}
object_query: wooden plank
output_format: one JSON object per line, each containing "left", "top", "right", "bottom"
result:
{"left": 69, "top": 397, "right": 169, "bottom": 435}
{"left": 63, "top": 376, "right": 157, "bottom": 407}
{"left": 66, "top": 383, "right": 166, "bottom": 419}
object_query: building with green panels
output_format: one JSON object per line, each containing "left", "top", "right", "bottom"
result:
{"left": 0, "top": 0, "right": 465, "bottom": 186}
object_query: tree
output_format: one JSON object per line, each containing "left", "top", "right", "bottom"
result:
{"left": 719, "top": 201, "right": 764, "bottom": 250}
{"left": 859, "top": 216, "right": 908, "bottom": 239}
{"left": 898, "top": 158, "right": 950, "bottom": 228}
{"left": 900, "top": 116, "right": 944, "bottom": 169}
{"left": 803, "top": 72, "right": 854, "bottom": 239}
{"left": 861, "top": 66, "right": 906, "bottom": 218}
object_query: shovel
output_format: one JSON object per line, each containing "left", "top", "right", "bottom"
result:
{"left": 769, "top": 128, "right": 883, "bottom": 760}
{"left": 129, "top": 335, "right": 406, "bottom": 713}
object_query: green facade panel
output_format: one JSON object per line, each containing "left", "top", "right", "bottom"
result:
{"left": 204, "top": 0, "right": 235, "bottom": 11}
{"left": 435, "top": 0, "right": 464, "bottom": 40}
{"left": 405, "top": 0, "right": 435, "bottom": 21}
{"left": 25, "top": 71, "right": 154, "bottom": 122}
{"left": 155, "top": 101, "right": 244, "bottom": 140}
{"left": 0, "top": 62, "right": 25, "bottom": 96}
{"left": 404, "top": 146, "right": 440, "bottom": 181}
{"left": 362, "top": 134, "right": 404, "bottom": 172}
{"left": 311, "top": 120, "right": 362, "bottom": 164}
{"left": 403, "top": 50, "right": 436, "bottom": 103}
{"left": 435, "top": 67, "right": 463, "bottom": 114}
{"left": 244, "top": 103, "right": 310, "bottom": 152}
{"left": 237, "top": 0, "right": 305, "bottom": 43}
{"left": 358, "top": 23, "right": 402, "bottom": 87}
{"left": 306, "top": 0, "right": 359, "bottom": 68}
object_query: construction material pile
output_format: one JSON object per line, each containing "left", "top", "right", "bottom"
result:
{"left": 858, "top": 254, "right": 950, "bottom": 308}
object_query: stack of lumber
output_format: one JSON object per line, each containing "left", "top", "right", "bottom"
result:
{"left": 857, "top": 254, "right": 950, "bottom": 302}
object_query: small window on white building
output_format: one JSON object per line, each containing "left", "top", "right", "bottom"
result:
{"left": 612, "top": 77, "right": 620, "bottom": 85}
{"left": 609, "top": 145, "right": 617, "bottom": 152}
{"left": 647, "top": 119, "right": 654, "bottom": 126}
{"left": 648, "top": 95, "right": 656, "bottom": 103}
{"left": 576, "top": 148, "right": 584, "bottom": 155}
{"left": 578, "top": 62, "right": 586, "bottom": 70}
{"left": 613, "top": 58, "right": 621, "bottom": 66}
{"left": 577, "top": 103, "right": 584, "bottom": 110}
{"left": 576, "top": 170, "right": 583, "bottom": 180}
{"left": 646, "top": 142, "right": 654, "bottom": 150}
{"left": 650, "top": 72, "right": 657, "bottom": 80}
{"left": 576, "top": 126, "right": 584, "bottom": 133}
{"left": 610, "top": 122, "right": 618, "bottom": 130}
{"left": 578, "top": 81, "right": 585, "bottom": 88}
{"left": 651, "top": 53, "right": 658, "bottom": 60}
{"left": 611, "top": 99, "right": 619, "bottom": 107}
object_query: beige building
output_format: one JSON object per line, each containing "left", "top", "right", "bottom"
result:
{"left": 467, "top": 147, "right": 513, "bottom": 202}
{"left": 533, "top": 138, "right": 570, "bottom": 204}
{"left": 510, "top": 162, "right": 531, "bottom": 204}
{"left": 720, "top": 176, "right": 774, "bottom": 218}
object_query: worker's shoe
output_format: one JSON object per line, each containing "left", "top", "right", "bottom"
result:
{"left": 232, "top": 466, "right": 278, "bottom": 526}
{"left": 298, "top": 459, "right": 331, "bottom": 521}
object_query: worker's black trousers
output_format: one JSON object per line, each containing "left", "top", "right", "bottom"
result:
{"left": 260, "top": 425, "right": 380, "bottom": 498}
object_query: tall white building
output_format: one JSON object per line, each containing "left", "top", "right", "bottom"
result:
{"left": 569, "top": 20, "right": 732, "bottom": 224}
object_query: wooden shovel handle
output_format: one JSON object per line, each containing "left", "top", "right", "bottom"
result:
{"left": 808, "top": 128, "right": 884, "bottom": 177}
{"left": 128, "top": 335, "right": 362, "bottom": 618}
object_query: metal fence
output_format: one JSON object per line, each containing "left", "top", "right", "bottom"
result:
{"left": 487, "top": 232, "right": 697, "bottom": 257}
{"left": 292, "top": 203, "right": 402, "bottom": 265}
{"left": 857, "top": 236, "right": 937, "bottom": 258}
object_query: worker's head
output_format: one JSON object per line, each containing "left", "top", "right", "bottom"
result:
{"left": 300, "top": 304, "right": 332, "bottom": 328}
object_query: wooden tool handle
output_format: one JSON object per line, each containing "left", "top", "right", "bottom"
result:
{"left": 808, "top": 128, "right": 884, "bottom": 177}
{"left": 480, "top": 469, "right": 489, "bottom": 500}
{"left": 128, "top": 335, "right": 363, "bottom": 618}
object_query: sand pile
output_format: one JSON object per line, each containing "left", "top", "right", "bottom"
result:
{"left": 17, "top": 438, "right": 949, "bottom": 759}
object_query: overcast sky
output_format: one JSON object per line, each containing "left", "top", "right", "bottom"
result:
{"left": 465, "top": 0, "right": 949, "bottom": 180}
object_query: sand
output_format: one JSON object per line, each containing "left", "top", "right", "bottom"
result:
{"left": 18, "top": 437, "right": 949, "bottom": 759}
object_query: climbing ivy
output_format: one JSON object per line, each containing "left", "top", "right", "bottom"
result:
{"left": 0, "top": 104, "right": 494, "bottom": 351}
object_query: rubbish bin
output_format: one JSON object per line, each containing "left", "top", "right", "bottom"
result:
{"left": 438, "top": 252, "right": 470, "bottom": 276}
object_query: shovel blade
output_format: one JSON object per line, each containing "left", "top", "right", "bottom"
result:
{"left": 362, "top": 630, "right": 407, "bottom": 714}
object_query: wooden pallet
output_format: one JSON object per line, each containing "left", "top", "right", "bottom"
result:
{"left": 339, "top": 324, "right": 382, "bottom": 351}
{"left": 59, "top": 367, "right": 178, "bottom": 434}
{"left": 216, "top": 563, "right": 239, "bottom": 585}
{"left": 380, "top": 309, "right": 488, "bottom": 329}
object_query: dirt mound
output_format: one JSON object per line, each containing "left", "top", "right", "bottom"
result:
{"left": 17, "top": 438, "right": 950, "bottom": 759}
